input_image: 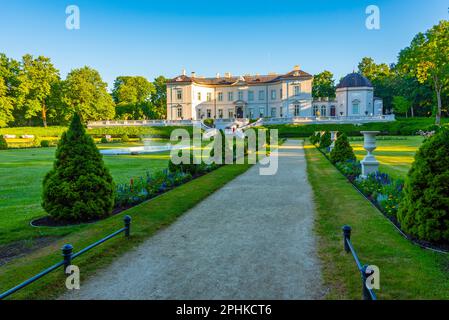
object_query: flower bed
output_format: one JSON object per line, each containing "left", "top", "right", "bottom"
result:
{"left": 310, "top": 138, "right": 449, "bottom": 253}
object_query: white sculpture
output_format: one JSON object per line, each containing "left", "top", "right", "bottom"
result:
{"left": 330, "top": 131, "right": 338, "bottom": 152}
{"left": 360, "top": 131, "right": 380, "bottom": 178}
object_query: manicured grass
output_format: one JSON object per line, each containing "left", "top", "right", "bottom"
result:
{"left": 350, "top": 136, "right": 424, "bottom": 179}
{"left": 304, "top": 141, "right": 449, "bottom": 299}
{"left": 0, "top": 144, "right": 171, "bottom": 246}
{"left": 0, "top": 163, "right": 251, "bottom": 300}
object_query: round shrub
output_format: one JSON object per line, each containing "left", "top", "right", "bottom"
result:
{"left": 398, "top": 129, "right": 449, "bottom": 242}
{"left": 0, "top": 135, "right": 7, "bottom": 150}
{"left": 121, "top": 134, "right": 130, "bottom": 143}
{"left": 40, "top": 140, "right": 50, "bottom": 148}
{"left": 42, "top": 113, "right": 115, "bottom": 222}
{"left": 330, "top": 133, "right": 356, "bottom": 164}
{"left": 100, "top": 137, "right": 109, "bottom": 144}
{"left": 319, "top": 131, "right": 332, "bottom": 149}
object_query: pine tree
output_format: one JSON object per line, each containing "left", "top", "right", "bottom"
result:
{"left": 42, "top": 113, "right": 115, "bottom": 222}
{"left": 398, "top": 129, "right": 449, "bottom": 241}
{"left": 330, "top": 133, "right": 356, "bottom": 164}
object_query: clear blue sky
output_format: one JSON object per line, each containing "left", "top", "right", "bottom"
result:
{"left": 0, "top": 0, "right": 447, "bottom": 89}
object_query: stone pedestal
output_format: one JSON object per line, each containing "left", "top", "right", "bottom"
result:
{"left": 330, "top": 131, "right": 338, "bottom": 152}
{"left": 360, "top": 131, "right": 380, "bottom": 178}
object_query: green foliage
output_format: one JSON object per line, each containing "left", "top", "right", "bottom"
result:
{"left": 330, "top": 133, "right": 356, "bottom": 164}
{"left": 62, "top": 66, "right": 115, "bottom": 122}
{"left": 203, "top": 118, "right": 214, "bottom": 127}
{"left": 319, "top": 131, "right": 332, "bottom": 149}
{"left": 112, "top": 76, "right": 154, "bottom": 105}
{"left": 309, "top": 132, "right": 320, "bottom": 145}
{"left": 392, "top": 96, "right": 412, "bottom": 115}
{"left": 398, "top": 20, "right": 449, "bottom": 124}
{"left": 312, "top": 70, "right": 336, "bottom": 99}
{"left": 88, "top": 125, "right": 193, "bottom": 139}
{"left": 121, "top": 134, "right": 130, "bottom": 142}
{"left": 42, "top": 113, "right": 115, "bottom": 222}
{"left": 100, "top": 137, "right": 109, "bottom": 144}
{"left": 40, "top": 140, "right": 50, "bottom": 148}
{"left": 149, "top": 75, "right": 167, "bottom": 120}
{"left": 398, "top": 129, "right": 449, "bottom": 241}
{"left": 0, "top": 135, "right": 7, "bottom": 149}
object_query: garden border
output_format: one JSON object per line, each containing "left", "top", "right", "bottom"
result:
{"left": 311, "top": 141, "right": 449, "bottom": 255}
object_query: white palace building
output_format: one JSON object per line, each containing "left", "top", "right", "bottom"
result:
{"left": 166, "top": 66, "right": 388, "bottom": 123}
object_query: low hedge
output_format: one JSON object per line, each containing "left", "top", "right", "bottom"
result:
{"left": 263, "top": 118, "right": 449, "bottom": 138}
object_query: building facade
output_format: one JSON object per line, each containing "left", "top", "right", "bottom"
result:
{"left": 167, "top": 68, "right": 383, "bottom": 120}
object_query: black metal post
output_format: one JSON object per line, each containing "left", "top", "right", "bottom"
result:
{"left": 124, "top": 215, "right": 131, "bottom": 238}
{"left": 62, "top": 244, "right": 73, "bottom": 274}
{"left": 342, "top": 225, "right": 351, "bottom": 253}
{"left": 361, "top": 265, "right": 374, "bottom": 300}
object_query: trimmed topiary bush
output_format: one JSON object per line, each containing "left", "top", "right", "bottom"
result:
{"left": 319, "top": 131, "right": 332, "bottom": 149}
{"left": 42, "top": 113, "right": 115, "bottom": 222}
{"left": 0, "top": 135, "right": 7, "bottom": 150}
{"left": 330, "top": 133, "right": 356, "bottom": 164}
{"left": 40, "top": 140, "right": 50, "bottom": 148}
{"left": 397, "top": 129, "right": 449, "bottom": 242}
{"left": 121, "top": 134, "right": 130, "bottom": 143}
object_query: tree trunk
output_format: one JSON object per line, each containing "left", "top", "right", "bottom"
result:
{"left": 410, "top": 106, "right": 414, "bottom": 117}
{"left": 42, "top": 102, "right": 47, "bottom": 128}
{"left": 434, "top": 77, "right": 442, "bottom": 126}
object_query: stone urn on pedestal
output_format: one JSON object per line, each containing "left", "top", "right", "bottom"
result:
{"left": 360, "top": 131, "right": 380, "bottom": 178}
{"left": 330, "top": 131, "right": 338, "bottom": 152}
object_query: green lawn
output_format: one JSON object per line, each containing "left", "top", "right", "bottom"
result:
{"left": 0, "top": 163, "right": 251, "bottom": 299}
{"left": 0, "top": 143, "right": 172, "bottom": 246}
{"left": 350, "top": 136, "right": 424, "bottom": 179}
{"left": 305, "top": 141, "right": 449, "bottom": 299}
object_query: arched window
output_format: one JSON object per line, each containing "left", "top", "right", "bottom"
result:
{"left": 330, "top": 105, "right": 336, "bottom": 117}
{"left": 321, "top": 105, "right": 327, "bottom": 116}
{"left": 313, "top": 105, "right": 319, "bottom": 116}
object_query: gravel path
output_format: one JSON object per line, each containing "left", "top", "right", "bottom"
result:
{"left": 62, "top": 140, "right": 325, "bottom": 300}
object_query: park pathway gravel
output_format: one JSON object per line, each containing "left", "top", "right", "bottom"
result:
{"left": 61, "top": 139, "right": 325, "bottom": 300}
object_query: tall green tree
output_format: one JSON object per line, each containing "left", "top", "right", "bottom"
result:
{"left": 17, "top": 55, "right": 60, "bottom": 127}
{"left": 62, "top": 66, "right": 115, "bottom": 122}
{"left": 0, "top": 54, "right": 20, "bottom": 127}
{"left": 112, "top": 76, "right": 154, "bottom": 104}
{"left": 312, "top": 71, "right": 336, "bottom": 99}
{"left": 392, "top": 96, "right": 412, "bottom": 116}
{"left": 150, "top": 75, "right": 167, "bottom": 119}
{"left": 397, "top": 20, "right": 449, "bottom": 125}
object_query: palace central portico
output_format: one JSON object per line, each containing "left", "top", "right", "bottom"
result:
{"left": 166, "top": 66, "right": 385, "bottom": 122}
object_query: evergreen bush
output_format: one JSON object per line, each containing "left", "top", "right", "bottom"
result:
{"left": 329, "top": 133, "right": 356, "bottom": 164}
{"left": 397, "top": 129, "right": 449, "bottom": 242}
{"left": 319, "top": 131, "right": 332, "bottom": 149}
{"left": 42, "top": 113, "right": 115, "bottom": 222}
{"left": 0, "top": 135, "right": 7, "bottom": 150}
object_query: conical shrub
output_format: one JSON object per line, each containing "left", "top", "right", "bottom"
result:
{"left": 397, "top": 129, "right": 449, "bottom": 242}
{"left": 319, "top": 131, "right": 332, "bottom": 149}
{"left": 330, "top": 133, "right": 356, "bottom": 164}
{"left": 42, "top": 113, "right": 115, "bottom": 222}
{"left": 0, "top": 135, "right": 7, "bottom": 150}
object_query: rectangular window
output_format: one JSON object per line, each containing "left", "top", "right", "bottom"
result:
{"left": 259, "top": 107, "right": 265, "bottom": 118}
{"left": 271, "top": 107, "right": 276, "bottom": 117}
{"left": 228, "top": 109, "right": 234, "bottom": 118}
{"left": 177, "top": 89, "right": 182, "bottom": 100}
{"left": 197, "top": 92, "right": 201, "bottom": 101}
{"left": 259, "top": 90, "right": 265, "bottom": 100}
{"left": 352, "top": 103, "right": 360, "bottom": 115}
{"left": 207, "top": 92, "right": 212, "bottom": 102}
{"left": 249, "top": 108, "right": 254, "bottom": 119}
{"left": 280, "top": 88, "right": 283, "bottom": 99}
{"left": 294, "top": 104, "right": 301, "bottom": 117}
{"left": 248, "top": 91, "right": 254, "bottom": 101}
{"left": 177, "top": 107, "right": 183, "bottom": 118}
{"left": 294, "top": 85, "right": 301, "bottom": 96}
{"left": 238, "top": 91, "right": 243, "bottom": 101}
{"left": 271, "top": 90, "right": 276, "bottom": 100}
{"left": 218, "top": 92, "right": 223, "bottom": 101}
{"left": 280, "top": 107, "right": 283, "bottom": 117}
{"left": 207, "top": 109, "right": 212, "bottom": 118}
{"left": 228, "top": 92, "right": 234, "bottom": 101}
{"left": 218, "top": 109, "right": 223, "bottom": 118}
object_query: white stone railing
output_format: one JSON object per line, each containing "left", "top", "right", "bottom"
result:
{"left": 87, "top": 115, "right": 395, "bottom": 128}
